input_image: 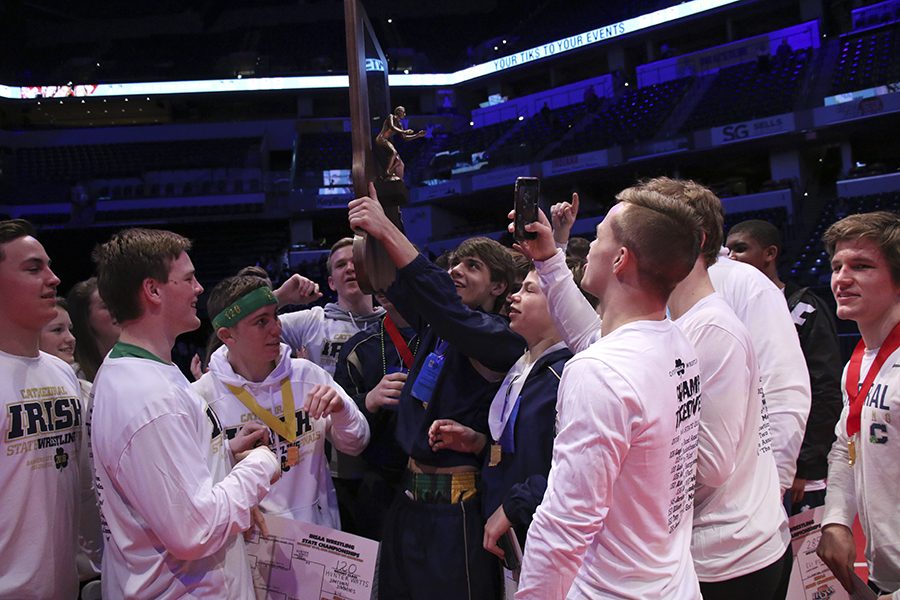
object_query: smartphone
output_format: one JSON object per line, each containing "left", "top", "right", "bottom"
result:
{"left": 513, "top": 177, "right": 541, "bottom": 241}
{"left": 497, "top": 528, "right": 523, "bottom": 571}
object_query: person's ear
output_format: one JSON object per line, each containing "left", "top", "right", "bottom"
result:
{"left": 612, "top": 246, "right": 629, "bottom": 276}
{"left": 141, "top": 277, "right": 163, "bottom": 308}
{"left": 488, "top": 279, "right": 507, "bottom": 299}
{"left": 217, "top": 326, "right": 236, "bottom": 347}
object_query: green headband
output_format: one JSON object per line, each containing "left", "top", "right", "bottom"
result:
{"left": 212, "top": 286, "right": 277, "bottom": 329}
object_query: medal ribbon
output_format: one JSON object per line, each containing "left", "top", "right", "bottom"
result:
{"left": 384, "top": 315, "right": 415, "bottom": 369}
{"left": 498, "top": 395, "right": 522, "bottom": 454}
{"left": 225, "top": 378, "right": 297, "bottom": 442}
{"left": 844, "top": 321, "right": 900, "bottom": 437}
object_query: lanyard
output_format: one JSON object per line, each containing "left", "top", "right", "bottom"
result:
{"left": 225, "top": 378, "right": 297, "bottom": 442}
{"left": 383, "top": 315, "right": 416, "bottom": 369}
{"left": 844, "top": 321, "right": 900, "bottom": 438}
{"left": 498, "top": 392, "right": 522, "bottom": 454}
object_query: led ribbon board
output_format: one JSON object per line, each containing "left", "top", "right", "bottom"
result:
{"left": 0, "top": 0, "right": 742, "bottom": 99}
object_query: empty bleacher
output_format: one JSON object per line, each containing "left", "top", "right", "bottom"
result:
{"left": 831, "top": 24, "right": 900, "bottom": 95}
{"left": 680, "top": 49, "right": 811, "bottom": 132}
{"left": 16, "top": 138, "right": 260, "bottom": 183}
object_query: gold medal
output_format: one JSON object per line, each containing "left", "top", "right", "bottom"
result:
{"left": 285, "top": 445, "right": 300, "bottom": 467}
{"left": 489, "top": 443, "right": 502, "bottom": 467}
{"left": 848, "top": 437, "right": 856, "bottom": 467}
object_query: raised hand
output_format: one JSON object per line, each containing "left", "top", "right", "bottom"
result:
{"left": 273, "top": 273, "right": 322, "bottom": 307}
{"left": 550, "top": 192, "right": 580, "bottom": 245}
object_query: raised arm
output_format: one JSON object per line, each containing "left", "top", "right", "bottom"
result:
{"left": 508, "top": 206, "right": 600, "bottom": 352}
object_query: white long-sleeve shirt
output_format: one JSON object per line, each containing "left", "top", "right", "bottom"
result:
{"left": 823, "top": 345, "right": 900, "bottom": 598}
{"left": 517, "top": 319, "right": 702, "bottom": 599}
{"left": 709, "top": 252, "right": 811, "bottom": 490}
{"left": 675, "top": 294, "right": 789, "bottom": 581}
{"left": 535, "top": 250, "right": 601, "bottom": 353}
{"left": 91, "top": 346, "right": 279, "bottom": 599}
{"left": 194, "top": 343, "right": 370, "bottom": 529}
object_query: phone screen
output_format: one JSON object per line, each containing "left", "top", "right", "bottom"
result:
{"left": 514, "top": 177, "right": 541, "bottom": 240}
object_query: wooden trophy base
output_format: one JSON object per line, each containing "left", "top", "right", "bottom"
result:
{"left": 352, "top": 202, "right": 403, "bottom": 294}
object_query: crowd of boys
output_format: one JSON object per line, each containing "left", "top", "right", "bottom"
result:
{"left": 0, "top": 174, "right": 898, "bottom": 599}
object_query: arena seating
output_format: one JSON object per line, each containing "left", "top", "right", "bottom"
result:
{"left": 791, "top": 192, "right": 900, "bottom": 284}
{"left": 548, "top": 77, "right": 691, "bottom": 158}
{"left": 680, "top": 49, "right": 811, "bottom": 132}
{"left": 16, "top": 138, "right": 260, "bottom": 183}
{"left": 831, "top": 24, "right": 900, "bottom": 94}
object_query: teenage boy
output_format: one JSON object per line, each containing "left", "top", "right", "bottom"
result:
{"left": 90, "top": 228, "right": 280, "bottom": 599}
{"left": 548, "top": 180, "right": 811, "bottom": 493}
{"left": 349, "top": 183, "right": 526, "bottom": 600}
{"left": 193, "top": 274, "right": 369, "bottom": 529}
{"left": 653, "top": 186, "right": 790, "bottom": 598}
{"left": 333, "top": 293, "right": 420, "bottom": 541}
{"left": 726, "top": 219, "right": 843, "bottom": 513}
{"left": 509, "top": 189, "right": 704, "bottom": 598}
{"left": 817, "top": 211, "right": 900, "bottom": 600}
{"left": 277, "top": 237, "right": 386, "bottom": 533}
{"left": 0, "top": 219, "right": 81, "bottom": 599}
{"left": 428, "top": 266, "right": 575, "bottom": 563}
{"left": 279, "top": 237, "right": 385, "bottom": 374}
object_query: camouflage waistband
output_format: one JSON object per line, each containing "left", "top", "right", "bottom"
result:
{"left": 402, "top": 470, "right": 479, "bottom": 504}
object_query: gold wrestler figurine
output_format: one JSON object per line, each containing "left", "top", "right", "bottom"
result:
{"left": 375, "top": 106, "right": 425, "bottom": 180}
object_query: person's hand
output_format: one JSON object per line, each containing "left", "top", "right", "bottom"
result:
{"left": 274, "top": 274, "right": 322, "bottom": 307}
{"left": 790, "top": 477, "right": 807, "bottom": 505}
{"left": 365, "top": 372, "right": 407, "bottom": 413}
{"left": 348, "top": 182, "right": 396, "bottom": 241}
{"left": 229, "top": 421, "right": 270, "bottom": 455}
{"left": 550, "top": 192, "right": 580, "bottom": 245}
{"left": 243, "top": 506, "right": 269, "bottom": 541}
{"left": 428, "top": 419, "right": 486, "bottom": 455}
{"left": 508, "top": 207, "right": 557, "bottom": 262}
{"left": 483, "top": 505, "right": 513, "bottom": 559}
{"left": 305, "top": 384, "right": 345, "bottom": 419}
{"left": 190, "top": 353, "right": 204, "bottom": 381}
{"left": 817, "top": 524, "right": 856, "bottom": 593}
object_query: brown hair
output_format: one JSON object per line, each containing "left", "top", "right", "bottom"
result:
{"left": 0, "top": 219, "right": 36, "bottom": 261}
{"left": 93, "top": 228, "right": 192, "bottom": 323}
{"left": 236, "top": 265, "right": 273, "bottom": 287}
{"left": 506, "top": 247, "right": 533, "bottom": 296}
{"left": 451, "top": 236, "right": 516, "bottom": 313}
{"left": 823, "top": 211, "right": 900, "bottom": 284}
{"left": 67, "top": 277, "right": 103, "bottom": 381}
{"left": 566, "top": 257, "right": 599, "bottom": 308}
{"left": 636, "top": 177, "right": 724, "bottom": 267}
{"left": 327, "top": 237, "right": 354, "bottom": 275}
{"left": 612, "top": 187, "right": 703, "bottom": 301}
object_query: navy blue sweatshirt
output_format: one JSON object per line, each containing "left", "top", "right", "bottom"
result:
{"left": 386, "top": 254, "right": 526, "bottom": 469}
{"left": 481, "top": 347, "right": 571, "bottom": 547}
{"left": 333, "top": 316, "right": 418, "bottom": 472}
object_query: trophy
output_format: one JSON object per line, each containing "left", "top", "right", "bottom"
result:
{"left": 344, "top": 0, "right": 423, "bottom": 293}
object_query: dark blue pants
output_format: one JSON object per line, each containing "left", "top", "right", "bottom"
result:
{"left": 378, "top": 492, "right": 501, "bottom": 600}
